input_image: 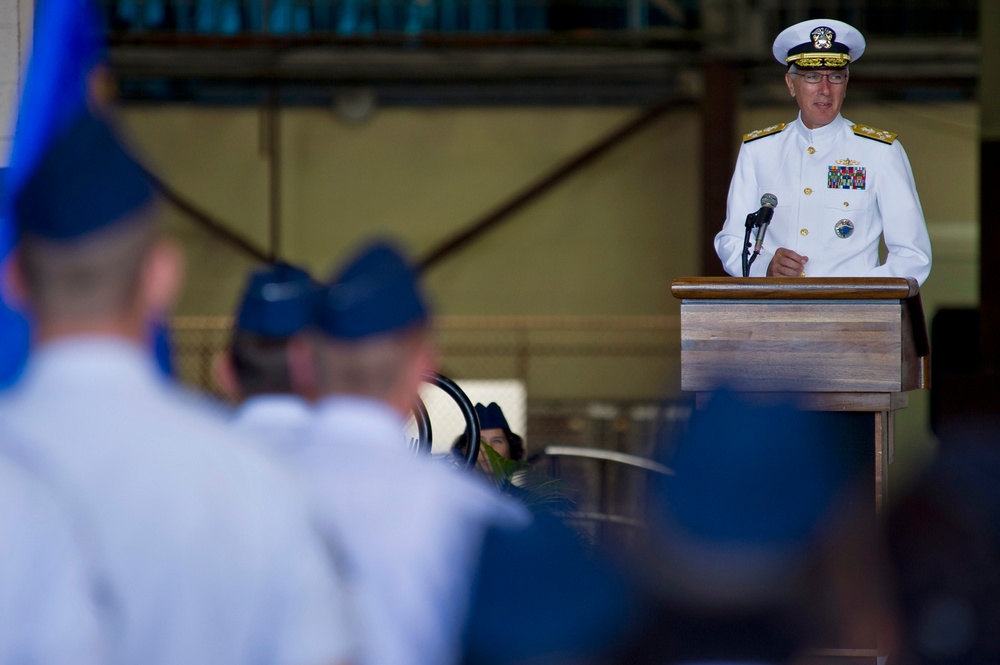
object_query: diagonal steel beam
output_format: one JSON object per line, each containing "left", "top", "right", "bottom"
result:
{"left": 417, "top": 98, "right": 688, "bottom": 272}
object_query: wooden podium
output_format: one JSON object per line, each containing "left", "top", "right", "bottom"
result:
{"left": 671, "top": 276, "right": 929, "bottom": 517}
{"left": 671, "top": 277, "right": 930, "bottom": 660}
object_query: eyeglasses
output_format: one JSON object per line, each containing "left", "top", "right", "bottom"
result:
{"left": 791, "top": 72, "right": 848, "bottom": 85}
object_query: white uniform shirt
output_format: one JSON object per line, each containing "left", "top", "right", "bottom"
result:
{"left": 0, "top": 453, "right": 104, "bottom": 664}
{"left": 233, "top": 394, "right": 313, "bottom": 458}
{"left": 0, "top": 338, "right": 353, "bottom": 665}
{"left": 715, "top": 114, "right": 932, "bottom": 284}
{"left": 287, "top": 396, "right": 531, "bottom": 665}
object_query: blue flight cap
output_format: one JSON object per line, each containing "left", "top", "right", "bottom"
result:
{"left": 475, "top": 402, "right": 512, "bottom": 433}
{"left": 13, "top": 110, "right": 154, "bottom": 241}
{"left": 317, "top": 240, "right": 429, "bottom": 340}
{"left": 236, "top": 262, "right": 318, "bottom": 338}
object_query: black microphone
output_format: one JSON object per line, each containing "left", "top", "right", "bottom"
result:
{"left": 753, "top": 193, "right": 778, "bottom": 253}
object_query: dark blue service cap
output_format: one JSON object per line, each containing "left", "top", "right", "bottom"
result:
{"left": 476, "top": 402, "right": 511, "bottom": 433}
{"left": 317, "top": 240, "right": 428, "bottom": 340}
{"left": 772, "top": 18, "right": 865, "bottom": 69}
{"left": 236, "top": 262, "right": 318, "bottom": 338}
{"left": 13, "top": 110, "right": 154, "bottom": 241}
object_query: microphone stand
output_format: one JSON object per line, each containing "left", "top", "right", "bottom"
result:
{"left": 742, "top": 211, "right": 759, "bottom": 278}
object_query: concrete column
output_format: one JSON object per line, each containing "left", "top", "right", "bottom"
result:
{"left": 0, "top": 0, "right": 31, "bottom": 165}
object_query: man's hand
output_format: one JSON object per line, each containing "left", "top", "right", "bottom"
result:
{"left": 767, "top": 248, "right": 809, "bottom": 277}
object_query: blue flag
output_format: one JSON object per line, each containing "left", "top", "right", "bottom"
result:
{"left": 0, "top": 0, "right": 128, "bottom": 386}
{"left": 0, "top": 0, "right": 106, "bottom": 388}
{"left": 0, "top": 168, "right": 29, "bottom": 387}
{"left": 4, "top": 0, "right": 105, "bottom": 210}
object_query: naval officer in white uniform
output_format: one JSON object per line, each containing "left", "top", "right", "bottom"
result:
{"left": 0, "top": 104, "right": 354, "bottom": 665}
{"left": 286, "top": 240, "right": 529, "bottom": 665}
{"left": 714, "top": 18, "right": 932, "bottom": 285}
{"left": 217, "top": 262, "right": 319, "bottom": 457}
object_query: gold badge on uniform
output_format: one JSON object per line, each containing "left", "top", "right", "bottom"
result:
{"left": 834, "top": 219, "right": 854, "bottom": 238}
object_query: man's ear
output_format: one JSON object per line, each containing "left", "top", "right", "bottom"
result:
{"left": 3, "top": 250, "right": 29, "bottom": 311}
{"left": 414, "top": 338, "right": 437, "bottom": 378}
{"left": 211, "top": 350, "right": 242, "bottom": 402}
{"left": 286, "top": 334, "right": 318, "bottom": 401}
{"left": 785, "top": 71, "right": 796, "bottom": 97}
{"left": 141, "top": 237, "right": 184, "bottom": 316}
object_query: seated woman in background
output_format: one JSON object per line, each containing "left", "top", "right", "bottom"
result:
{"left": 454, "top": 402, "right": 525, "bottom": 476}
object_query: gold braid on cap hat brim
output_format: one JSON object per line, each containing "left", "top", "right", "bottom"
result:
{"left": 786, "top": 52, "right": 852, "bottom": 68}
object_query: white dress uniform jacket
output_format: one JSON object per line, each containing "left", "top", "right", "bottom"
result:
{"left": 0, "top": 338, "right": 354, "bottom": 665}
{"left": 715, "top": 114, "right": 932, "bottom": 284}
{"left": 285, "top": 396, "right": 531, "bottom": 665}
{"left": 0, "top": 452, "right": 104, "bottom": 664}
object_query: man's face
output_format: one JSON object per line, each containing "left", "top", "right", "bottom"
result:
{"left": 785, "top": 68, "right": 848, "bottom": 129}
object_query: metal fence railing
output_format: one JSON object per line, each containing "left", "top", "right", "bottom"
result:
{"left": 170, "top": 313, "right": 687, "bottom": 447}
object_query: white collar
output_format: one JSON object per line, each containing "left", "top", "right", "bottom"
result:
{"left": 21, "top": 336, "right": 161, "bottom": 390}
{"left": 791, "top": 113, "right": 847, "bottom": 144}
{"left": 239, "top": 394, "right": 311, "bottom": 419}
{"left": 312, "top": 395, "right": 410, "bottom": 454}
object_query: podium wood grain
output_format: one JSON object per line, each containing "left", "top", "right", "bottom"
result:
{"left": 672, "top": 278, "right": 926, "bottom": 393}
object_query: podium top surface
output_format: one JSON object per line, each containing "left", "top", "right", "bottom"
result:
{"left": 671, "top": 277, "right": 920, "bottom": 301}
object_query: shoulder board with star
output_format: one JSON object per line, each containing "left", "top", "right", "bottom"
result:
{"left": 851, "top": 123, "right": 898, "bottom": 144}
{"left": 742, "top": 123, "right": 787, "bottom": 143}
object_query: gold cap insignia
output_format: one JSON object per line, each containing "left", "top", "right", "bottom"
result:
{"left": 811, "top": 27, "right": 835, "bottom": 50}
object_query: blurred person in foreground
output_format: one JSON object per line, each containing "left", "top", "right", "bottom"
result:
{"left": 0, "top": 0, "right": 355, "bottom": 661}
{"left": 884, "top": 426, "right": 1000, "bottom": 664}
{"left": 0, "top": 451, "right": 105, "bottom": 663}
{"left": 620, "top": 391, "right": 889, "bottom": 664}
{"left": 460, "top": 505, "right": 638, "bottom": 665}
{"left": 277, "top": 239, "right": 530, "bottom": 665}
{"left": 284, "top": 239, "right": 633, "bottom": 665}
{"left": 215, "top": 262, "right": 319, "bottom": 455}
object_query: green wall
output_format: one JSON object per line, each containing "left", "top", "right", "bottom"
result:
{"left": 124, "top": 105, "right": 698, "bottom": 317}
